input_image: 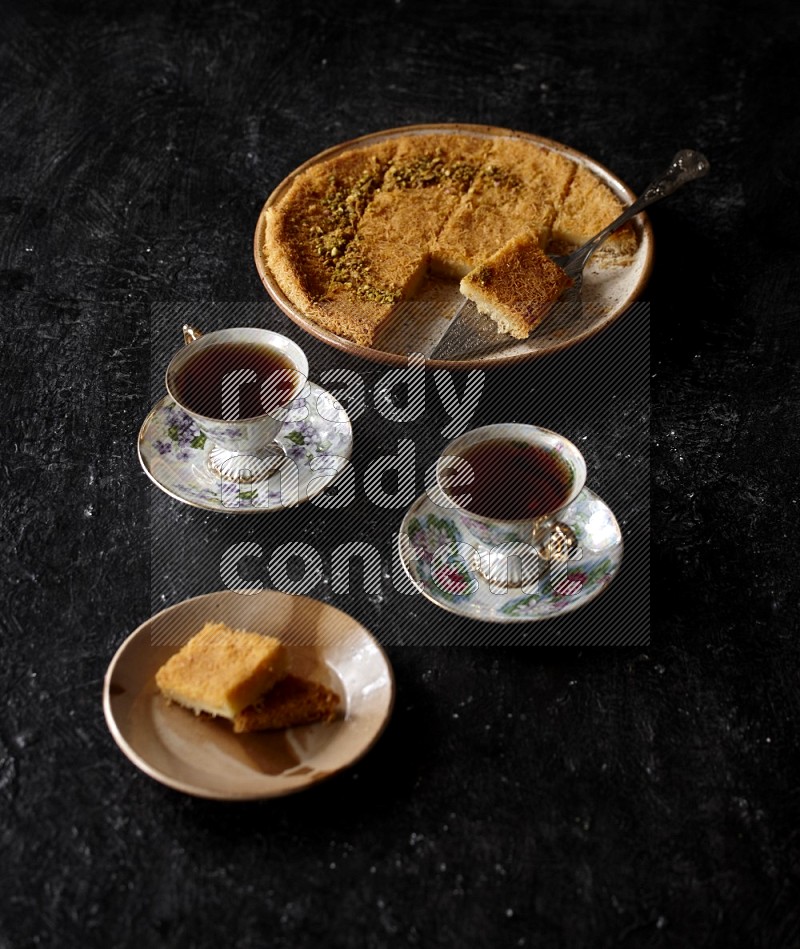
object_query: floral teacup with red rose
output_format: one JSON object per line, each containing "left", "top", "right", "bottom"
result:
{"left": 433, "top": 423, "right": 586, "bottom": 587}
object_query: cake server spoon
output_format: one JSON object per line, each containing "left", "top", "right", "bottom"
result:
{"left": 429, "top": 148, "right": 710, "bottom": 361}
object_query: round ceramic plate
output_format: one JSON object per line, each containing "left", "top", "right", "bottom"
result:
{"left": 138, "top": 382, "right": 352, "bottom": 513}
{"left": 103, "top": 590, "right": 395, "bottom": 800}
{"left": 398, "top": 487, "right": 623, "bottom": 623}
{"left": 254, "top": 123, "right": 654, "bottom": 368}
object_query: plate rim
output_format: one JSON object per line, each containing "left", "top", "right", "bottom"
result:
{"left": 103, "top": 590, "right": 396, "bottom": 800}
{"left": 397, "top": 486, "right": 624, "bottom": 624}
{"left": 253, "top": 122, "right": 655, "bottom": 369}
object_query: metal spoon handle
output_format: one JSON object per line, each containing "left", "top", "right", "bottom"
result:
{"left": 567, "top": 149, "right": 710, "bottom": 270}
{"left": 637, "top": 148, "right": 711, "bottom": 204}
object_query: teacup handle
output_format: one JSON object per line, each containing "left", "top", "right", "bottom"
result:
{"left": 538, "top": 523, "right": 578, "bottom": 563}
{"left": 182, "top": 324, "right": 203, "bottom": 345}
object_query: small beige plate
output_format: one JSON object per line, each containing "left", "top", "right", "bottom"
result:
{"left": 103, "top": 590, "right": 395, "bottom": 800}
{"left": 254, "top": 122, "right": 654, "bottom": 369}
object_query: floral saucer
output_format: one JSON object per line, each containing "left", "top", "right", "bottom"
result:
{"left": 138, "top": 383, "right": 352, "bottom": 513}
{"left": 398, "top": 487, "right": 623, "bottom": 623}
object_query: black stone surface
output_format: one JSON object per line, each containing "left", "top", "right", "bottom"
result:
{"left": 2, "top": 1, "right": 799, "bottom": 947}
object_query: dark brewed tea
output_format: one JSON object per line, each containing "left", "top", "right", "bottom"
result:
{"left": 444, "top": 438, "right": 573, "bottom": 520}
{"left": 172, "top": 341, "right": 298, "bottom": 419}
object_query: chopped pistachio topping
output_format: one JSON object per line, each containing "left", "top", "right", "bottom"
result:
{"left": 387, "top": 150, "right": 479, "bottom": 190}
{"left": 480, "top": 163, "right": 522, "bottom": 189}
{"left": 304, "top": 163, "right": 387, "bottom": 270}
{"left": 310, "top": 228, "right": 350, "bottom": 262}
{"left": 328, "top": 247, "right": 400, "bottom": 304}
{"left": 291, "top": 148, "right": 525, "bottom": 307}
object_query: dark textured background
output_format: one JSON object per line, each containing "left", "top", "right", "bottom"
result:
{"left": 2, "top": 0, "right": 799, "bottom": 946}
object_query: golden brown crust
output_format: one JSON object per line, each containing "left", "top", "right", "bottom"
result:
{"left": 549, "top": 164, "right": 637, "bottom": 261}
{"left": 264, "top": 132, "right": 638, "bottom": 344}
{"left": 155, "top": 623, "right": 287, "bottom": 719}
{"left": 460, "top": 232, "right": 573, "bottom": 339}
{"left": 233, "top": 674, "right": 342, "bottom": 733}
{"left": 432, "top": 138, "right": 574, "bottom": 277}
{"left": 383, "top": 132, "right": 489, "bottom": 191}
{"left": 305, "top": 292, "right": 398, "bottom": 348}
{"left": 264, "top": 184, "right": 332, "bottom": 312}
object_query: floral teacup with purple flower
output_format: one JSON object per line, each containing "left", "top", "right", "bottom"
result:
{"left": 165, "top": 325, "right": 308, "bottom": 481}
{"left": 433, "top": 423, "right": 586, "bottom": 587}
